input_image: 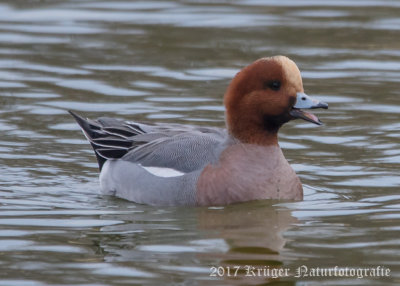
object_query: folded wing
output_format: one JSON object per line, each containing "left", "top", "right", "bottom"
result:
{"left": 69, "top": 111, "right": 226, "bottom": 172}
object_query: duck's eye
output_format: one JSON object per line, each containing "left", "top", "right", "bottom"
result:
{"left": 265, "top": 80, "right": 281, "bottom": 91}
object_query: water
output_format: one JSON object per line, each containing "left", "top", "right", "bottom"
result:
{"left": 0, "top": 0, "right": 399, "bottom": 285}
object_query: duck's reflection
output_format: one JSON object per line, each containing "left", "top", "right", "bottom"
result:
{"left": 96, "top": 199, "right": 297, "bottom": 285}
{"left": 197, "top": 200, "right": 297, "bottom": 285}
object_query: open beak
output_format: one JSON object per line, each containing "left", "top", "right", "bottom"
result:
{"left": 289, "top": 92, "right": 328, "bottom": 125}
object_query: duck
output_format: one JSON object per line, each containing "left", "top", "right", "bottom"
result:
{"left": 69, "top": 55, "right": 328, "bottom": 206}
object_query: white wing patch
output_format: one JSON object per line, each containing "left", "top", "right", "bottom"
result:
{"left": 140, "top": 165, "right": 185, "bottom": 177}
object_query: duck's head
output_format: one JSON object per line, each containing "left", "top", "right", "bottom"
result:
{"left": 224, "top": 55, "right": 328, "bottom": 145}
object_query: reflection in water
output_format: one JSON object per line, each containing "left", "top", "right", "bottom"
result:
{"left": 98, "top": 201, "right": 297, "bottom": 285}
{"left": 0, "top": 0, "right": 400, "bottom": 285}
{"left": 198, "top": 202, "right": 297, "bottom": 285}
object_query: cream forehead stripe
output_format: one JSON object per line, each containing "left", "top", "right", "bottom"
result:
{"left": 273, "top": 56, "right": 303, "bottom": 89}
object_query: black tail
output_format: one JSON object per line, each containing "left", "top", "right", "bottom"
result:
{"left": 69, "top": 110, "right": 108, "bottom": 170}
{"left": 69, "top": 110, "right": 144, "bottom": 171}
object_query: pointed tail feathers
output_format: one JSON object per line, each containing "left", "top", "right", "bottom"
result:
{"left": 69, "top": 110, "right": 137, "bottom": 170}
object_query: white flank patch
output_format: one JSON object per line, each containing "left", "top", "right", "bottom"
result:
{"left": 140, "top": 165, "right": 185, "bottom": 178}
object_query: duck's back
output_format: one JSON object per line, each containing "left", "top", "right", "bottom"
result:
{"left": 69, "top": 111, "right": 231, "bottom": 205}
{"left": 100, "top": 126, "right": 225, "bottom": 205}
{"left": 98, "top": 125, "right": 229, "bottom": 206}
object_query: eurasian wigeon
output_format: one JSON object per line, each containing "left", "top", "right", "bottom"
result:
{"left": 70, "top": 55, "right": 328, "bottom": 206}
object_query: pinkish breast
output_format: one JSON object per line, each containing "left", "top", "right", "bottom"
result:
{"left": 196, "top": 144, "right": 302, "bottom": 206}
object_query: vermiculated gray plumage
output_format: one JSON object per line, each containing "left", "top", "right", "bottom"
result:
{"left": 69, "top": 110, "right": 227, "bottom": 172}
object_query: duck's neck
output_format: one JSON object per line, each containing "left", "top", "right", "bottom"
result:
{"left": 225, "top": 107, "right": 284, "bottom": 146}
{"left": 228, "top": 124, "right": 279, "bottom": 146}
